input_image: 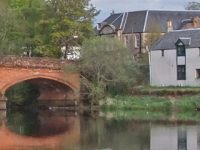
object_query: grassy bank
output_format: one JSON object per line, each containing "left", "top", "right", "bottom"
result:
{"left": 103, "top": 95, "right": 200, "bottom": 112}
{"left": 131, "top": 86, "right": 200, "bottom": 96}
{"left": 102, "top": 96, "right": 171, "bottom": 112}
{"left": 101, "top": 95, "right": 200, "bottom": 122}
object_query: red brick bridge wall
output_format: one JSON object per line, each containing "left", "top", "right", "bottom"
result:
{"left": 0, "top": 56, "right": 80, "bottom": 107}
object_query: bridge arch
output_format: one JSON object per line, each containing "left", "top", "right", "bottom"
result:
{"left": 0, "top": 56, "right": 80, "bottom": 109}
{"left": 2, "top": 74, "right": 77, "bottom": 96}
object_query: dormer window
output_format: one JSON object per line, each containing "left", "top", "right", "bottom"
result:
{"left": 176, "top": 40, "right": 186, "bottom": 56}
{"left": 177, "top": 45, "right": 185, "bottom": 56}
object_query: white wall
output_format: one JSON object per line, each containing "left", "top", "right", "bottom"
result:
{"left": 150, "top": 48, "right": 200, "bottom": 86}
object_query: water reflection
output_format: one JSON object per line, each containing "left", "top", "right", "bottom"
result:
{"left": 151, "top": 125, "right": 200, "bottom": 150}
{"left": 0, "top": 110, "right": 200, "bottom": 150}
{"left": 0, "top": 110, "right": 80, "bottom": 150}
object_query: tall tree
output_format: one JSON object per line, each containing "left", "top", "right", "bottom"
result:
{"left": 9, "top": 0, "right": 45, "bottom": 56}
{"left": 79, "top": 37, "right": 148, "bottom": 102}
{"left": 0, "top": 0, "right": 25, "bottom": 55}
{"left": 185, "top": 1, "right": 200, "bottom": 10}
{"left": 37, "top": 0, "right": 99, "bottom": 57}
{"left": 1, "top": 0, "right": 98, "bottom": 57}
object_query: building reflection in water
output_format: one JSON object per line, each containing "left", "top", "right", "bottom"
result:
{"left": 151, "top": 125, "right": 200, "bottom": 150}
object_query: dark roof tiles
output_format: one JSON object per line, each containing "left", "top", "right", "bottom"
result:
{"left": 99, "top": 10, "right": 200, "bottom": 34}
{"left": 151, "top": 29, "right": 200, "bottom": 50}
{"left": 123, "top": 11, "right": 147, "bottom": 33}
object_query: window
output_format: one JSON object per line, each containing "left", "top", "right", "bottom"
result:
{"left": 177, "top": 45, "right": 185, "bottom": 56}
{"left": 196, "top": 69, "right": 200, "bottom": 78}
{"left": 134, "top": 34, "right": 140, "bottom": 48}
{"left": 177, "top": 65, "right": 186, "bottom": 80}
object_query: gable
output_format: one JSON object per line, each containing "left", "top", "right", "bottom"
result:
{"left": 99, "top": 25, "right": 116, "bottom": 35}
{"left": 175, "top": 39, "right": 184, "bottom": 46}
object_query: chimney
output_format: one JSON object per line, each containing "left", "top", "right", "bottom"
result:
{"left": 110, "top": 10, "right": 115, "bottom": 15}
{"left": 167, "top": 20, "right": 173, "bottom": 32}
{"left": 192, "top": 17, "right": 200, "bottom": 28}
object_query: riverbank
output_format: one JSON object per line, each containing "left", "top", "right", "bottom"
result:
{"left": 101, "top": 95, "right": 200, "bottom": 123}
{"left": 131, "top": 86, "right": 200, "bottom": 96}
{"left": 102, "top": 95, "right": 200, "bottom": 111}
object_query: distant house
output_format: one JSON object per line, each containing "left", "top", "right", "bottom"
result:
{"left": 97, "top": 10, "right": 200, "bottom": 56}
{"left": 150, "top": 29, "right": 200, "bottom": 87}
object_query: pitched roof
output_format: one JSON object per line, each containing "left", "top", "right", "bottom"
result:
{"left": 151, "top": 29, "right": 200, "bottom": 50}
{"left": 99, "top": 10, "right": 200, "bottom": 34}
{"left": 123, "top": 11, "right": 147, "bottom": 33}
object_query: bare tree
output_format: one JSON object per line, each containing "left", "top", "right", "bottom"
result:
{"left": 185, "top": 1, "right": 200, "bottom": 10}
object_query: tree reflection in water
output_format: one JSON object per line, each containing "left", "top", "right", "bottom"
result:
{"left": 0, "top": 109, "right": 200, "bottom": 150}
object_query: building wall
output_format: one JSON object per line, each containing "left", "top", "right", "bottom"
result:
{"left": 150, "top": 48, "right": 200, "bottom": 86}
{"left": 122, "top": 33, "right": 140, "bottom": 55}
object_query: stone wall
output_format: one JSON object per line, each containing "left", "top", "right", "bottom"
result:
{"left": 0, "top": 55, "right": 71, "bottom": 70}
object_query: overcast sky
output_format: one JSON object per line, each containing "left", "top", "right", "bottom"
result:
{"left": 91, "top": 0, "right": 192, "bottom": 23}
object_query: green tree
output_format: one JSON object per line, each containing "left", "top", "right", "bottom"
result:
{"left": 144, "top": 18, "right": 163, "bottom": 49}
{"left": 36, "top": 0, "right": 99, "bottom": 57}
{"left": 185, "top": 1, "right": 200, "bottom": 10}
{"left": 9, "top": 0, "right": 46, "bottom": 56}
{"left": 79, "top": 37, "right": 148, "bottom": 103}
{"left": 1, "top": 0, "right": 98, "bottom": 57}
{"left": 0, "top": 1, "right": 25, "bottom": 55}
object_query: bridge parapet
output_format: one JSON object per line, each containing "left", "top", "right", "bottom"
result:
{"left": 0, "top": 55, "right": 71, "bottom": 70}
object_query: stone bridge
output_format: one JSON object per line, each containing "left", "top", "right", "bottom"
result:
{"left": 0, "top": 56, "right": 80, "bottom": 109}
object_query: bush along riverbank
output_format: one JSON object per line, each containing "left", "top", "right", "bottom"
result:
{"left": 101, "top": 95, "right": 200, "bottom": 123}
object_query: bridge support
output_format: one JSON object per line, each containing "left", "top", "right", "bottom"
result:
{"left": 38, "top": 100, "right": 79, "bottom": 110}
{"left": 0, "top": 95, "right": 7, "bottom": 110}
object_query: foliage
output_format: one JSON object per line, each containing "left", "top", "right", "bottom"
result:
{"left": 35, "top": 0, "right": 99, "bottom": 57}
{"left": 79, "top": 37, "right": 149, "bottom": 103}
{"left": 144, "top": 19, "right": 163, "bottom": 49}
{"left": 0, "top": 1, "right": 25, "bottom": 55}
{"left": 5, "top": 82, "right": 39, "bottom": 106}
{"left": 7, "top": 110, "right": 39, "bottom": 135}
{"left": 0, "top": 0, "right": 99, "bottom": 57}
{"left": 185, "top": 1, "right": 200, "bottom": 10}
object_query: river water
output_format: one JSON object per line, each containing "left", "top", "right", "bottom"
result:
{"left": 0, "top": 109, "right": 200, "bottom": 150}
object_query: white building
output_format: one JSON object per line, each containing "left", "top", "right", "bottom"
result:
{"left": 150, "top": 29, "right": 200, "bottom": 86}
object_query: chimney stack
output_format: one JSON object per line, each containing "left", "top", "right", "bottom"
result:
{"left": 111, "top": 10, "right": 115, "bottom": 15}
{"left": 192, "top": 17, "right": 200, "bottom": 28}
{"left": 167, "top": 20, "right": 173, "bottom": 32}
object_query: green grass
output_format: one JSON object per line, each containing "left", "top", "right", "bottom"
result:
{"left": 101, "top": 95, "right": 200, "bottom": 122}
{"left": 102, "top": 96, "right": 172, "bottom": 112}
{"left": 174, "top": 95, "right": 200, "bottom": 111}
